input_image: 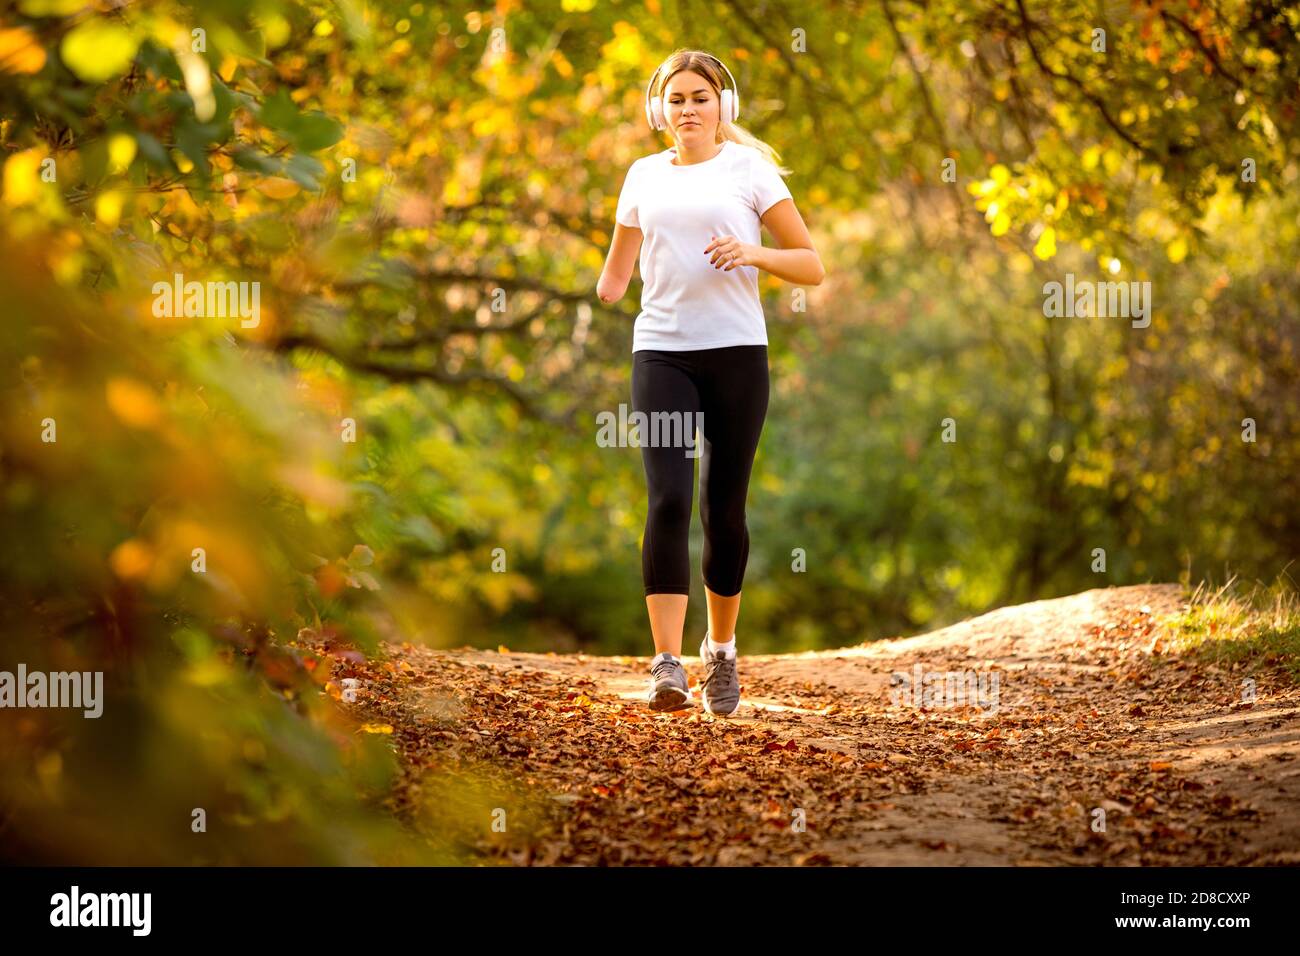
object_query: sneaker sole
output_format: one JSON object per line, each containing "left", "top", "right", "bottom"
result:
{"left": 648, "top": 685, "right": 691, "bottom": 712}
{"left": 702, "top": 698, "right": 740, "bottom": 717}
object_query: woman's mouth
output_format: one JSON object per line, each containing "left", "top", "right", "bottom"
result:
{"left": 681, "top": 122, "right": 698, "bottom": 128}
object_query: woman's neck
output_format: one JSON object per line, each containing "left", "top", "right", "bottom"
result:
{"left": 671, "top": 139, "right": 725, "bottom": 166}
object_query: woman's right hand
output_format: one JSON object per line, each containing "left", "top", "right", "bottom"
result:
{"left": 598, "top": 222, "right": 641, "bottom": 305}
{"left": 596, "top": 274, "right": 624, "bottom": 304}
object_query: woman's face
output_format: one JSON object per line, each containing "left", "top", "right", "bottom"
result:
{"left": 663, "top": 69, "right": 719, "bottom": 145}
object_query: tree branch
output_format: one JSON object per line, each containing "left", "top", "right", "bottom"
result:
{"left": 270, "top": 331, "right": 577, "bottom": 426}
{"left": 1012, "top": 0, "right": 1158, "bottom": 162}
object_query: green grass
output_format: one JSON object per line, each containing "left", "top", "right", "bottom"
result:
{"left": 1161, "top": 574, "right": 1300, "bottom": 686}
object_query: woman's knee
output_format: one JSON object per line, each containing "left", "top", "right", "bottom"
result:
{"left": 700, "top": 495, "right": 746, "bottom": 536}
{"left": 648, "top": 486, "right": 692, "bottom": 528}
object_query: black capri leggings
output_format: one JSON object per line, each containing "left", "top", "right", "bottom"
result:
{"left": 631, "top": 344, "right": 770, "bottom": 597}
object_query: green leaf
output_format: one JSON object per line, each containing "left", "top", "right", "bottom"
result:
{"left": 258, "top": 88, "right": 299, "bottom": 130}
{"left": 134, "top": 132, "right": 170, "bottom": 169}
{"left": 55, "top": 86, "right": 96, "bottom": 110}
{"left": 79, "top": 138, "right": 107, "bottom": 187}
{"left": 258, "top": 88, "right": 344, "bottom": 153}
{"left": 291, "top": 111, "right": 344, "bottom": 152}
{"left": 398, "top": 515, "right": 445, "bottom": 552}
{"left": 231, "top": 145, "right": 281, "bottom": 175}
{"left": 175, "top": 118, "right": 213, "bottom": 177}
{"left": 284, "top": 153, "right": 324, "bottom": 190}
{"left": 209, "top": 76, "right": 236, "bottom": 125}
{"left": 135, "top": 39, "right": 181, "bottom": 82}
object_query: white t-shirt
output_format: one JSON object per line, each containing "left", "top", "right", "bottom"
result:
{"left": 615, "top": 140, "right": 793, "bottom": 352}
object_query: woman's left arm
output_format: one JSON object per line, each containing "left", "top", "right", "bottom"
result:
{"left": 705, "top": 199, "right": 825, "bottom": 285}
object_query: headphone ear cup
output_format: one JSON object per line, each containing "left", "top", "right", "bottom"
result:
{"left": 650, "top": 95, "right": 666, "bottom": 130}
{"left": 719, "top": 89, "right": 732, "bottom": 125}
{"left": 730, "top": 89, "right": 740, "bottom": 122}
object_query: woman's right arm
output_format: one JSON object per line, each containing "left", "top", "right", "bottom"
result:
{"left": 597, "top": 222, "right": 642, "bottom": 304}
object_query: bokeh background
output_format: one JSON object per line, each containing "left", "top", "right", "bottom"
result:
{"left": 1, "top": 0, "right": 1296, "bottom": 862}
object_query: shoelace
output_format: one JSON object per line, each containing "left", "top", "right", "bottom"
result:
{"left": 700, "top": 651, "right": 737, "bottom": 696}
{"left": 651, "top": 657, "right": 683, "bottom": 683}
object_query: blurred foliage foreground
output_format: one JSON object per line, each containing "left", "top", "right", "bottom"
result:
{"left": 0, "top": 234, "right": 475, "bottom": 864}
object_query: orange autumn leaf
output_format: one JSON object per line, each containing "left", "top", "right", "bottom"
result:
{"left": 106, "top": 377, "right": 163, "bottom": 428}
{"left": 0, "top": 27, "right": 47, "bottom": 75}
{"left": 254, "top": 176, "right": 301, "bottom": 199}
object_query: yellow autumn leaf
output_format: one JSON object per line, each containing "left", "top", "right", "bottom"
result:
{"left": 185, "top": 658, "right": 233, "bottom": 687}
{"left": 96, "top": 190, "right": 124, "bottom": 228}
{"left": 1166, "top": 237, "right": 1188, "bottom": 263}
{"left": 1033, "top": 226, "right": 1057, "bottom": 260}
{"left": 255, "top": 13, "right": 291, "bottom": 49}
{"left": 359, "top": 723, "right": 393, "bottom": 734}
{"left": 3, "top": 149, "right": 44, "bottom": 205}
{"left": 107, "top": 132, "right": 137, "bottom": 173}
{"left": 603, "top": 23, "right": 643, "bottom": 68}
{"left": 52, "top": 246, "right": 84, "bottom": 283}
{"left": 60, "top": 19, "right": 139, "bottom": 83}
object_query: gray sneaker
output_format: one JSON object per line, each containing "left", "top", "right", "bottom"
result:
{"left": 647, "top": 651, "right": 691, "bottom": 711}
{"left": 699, "top": 638, "right": 741, "bottom": 716}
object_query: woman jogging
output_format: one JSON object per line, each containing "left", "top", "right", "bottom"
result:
{"left": 596, "top": 49, "right": 825, "bottom": 716}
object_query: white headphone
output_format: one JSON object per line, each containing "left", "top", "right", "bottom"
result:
{"left": 644, "top": 52, "right": 741, "bottom": 132}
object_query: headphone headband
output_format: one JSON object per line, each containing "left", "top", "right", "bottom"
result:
{"left": 643, "top": 52, "right": 740, "bottom": 132}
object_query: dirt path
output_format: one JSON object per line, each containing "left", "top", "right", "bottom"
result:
{"left": 336, "top": 584, "right": 1300, "bottom": 865}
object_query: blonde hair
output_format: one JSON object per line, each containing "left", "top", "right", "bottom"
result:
{"left": 651, "top": 48, "right": 792, "bottom": 177}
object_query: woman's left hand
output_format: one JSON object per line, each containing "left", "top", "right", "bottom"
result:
{"left": 704, "top": 235, "right": 758, "bottom": 272}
